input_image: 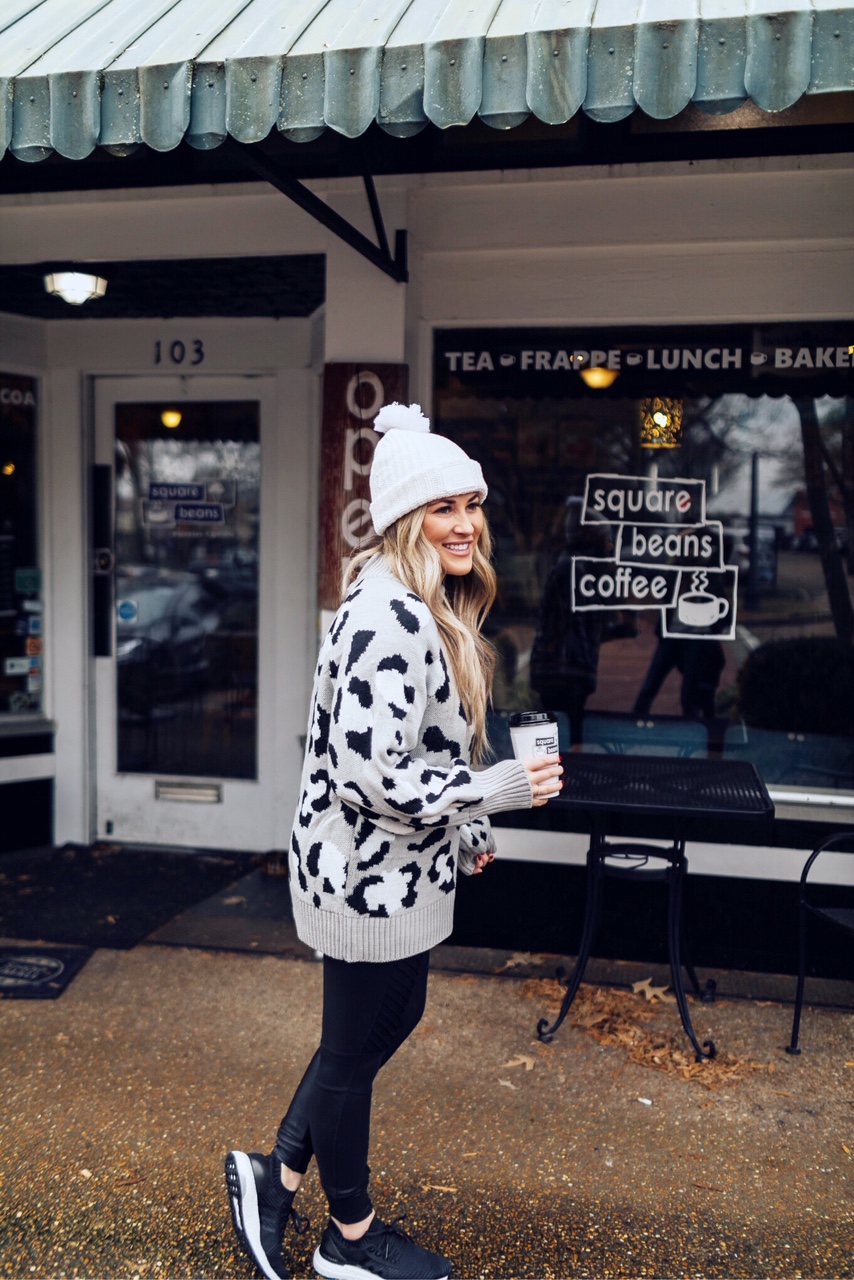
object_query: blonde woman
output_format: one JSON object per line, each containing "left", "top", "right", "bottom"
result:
{"left": 225, "top": 404, "right": 563, "bottom": 1280}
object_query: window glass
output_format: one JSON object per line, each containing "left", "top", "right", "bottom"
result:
{"left": 114, "top": 401, "right": 260, "bottom": 780}
{"left": 435, "top": 326, "right": 854, "bottom": 792}
{"left": 0, "top": 374, "right": 41, "bottom": 716}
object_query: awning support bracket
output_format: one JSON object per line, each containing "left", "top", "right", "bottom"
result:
{"left": 232, "top": 141, "right": 408, "bottom": 284}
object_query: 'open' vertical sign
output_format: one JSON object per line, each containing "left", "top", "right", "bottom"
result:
{"left": 317, "top": 363, "right": 409, "bottom": 612}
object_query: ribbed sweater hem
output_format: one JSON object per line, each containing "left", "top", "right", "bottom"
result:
{"left": 466, "top": 757, "right": 533, "bottom": 822}
{"left": 292, "top": 895, "right": 456, "bottom": 963}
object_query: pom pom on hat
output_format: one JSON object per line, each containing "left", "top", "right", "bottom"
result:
{"left": 374, "top": 402, "right": 430, "bottom": 434}
{"left": 369, "top": 402, "right": 487, "bottom": 534}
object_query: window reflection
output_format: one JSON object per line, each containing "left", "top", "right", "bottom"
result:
{"left": 114, "top": 403, "right": 260, "bottom": 780}
{"left": 435, "top": 328, "right": 854, "bottom": 792}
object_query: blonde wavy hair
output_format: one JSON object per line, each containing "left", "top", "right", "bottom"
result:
{"left": 344, "top": 503, "right": 497, "bottom": 762}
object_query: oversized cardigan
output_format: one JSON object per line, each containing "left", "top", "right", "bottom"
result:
{"left": 288, "top": 554, "right": 534, "bottom": 962}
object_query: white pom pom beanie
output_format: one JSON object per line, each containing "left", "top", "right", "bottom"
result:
{"left": 369, "top": 402, "right": 487, "bottom": 535}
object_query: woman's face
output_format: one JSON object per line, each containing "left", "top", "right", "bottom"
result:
{"left": 422, "top": 493, "right": 484, "bottom": 577}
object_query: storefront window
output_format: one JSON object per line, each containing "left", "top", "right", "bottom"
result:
{"left": 0, "top": 374, "right": 41, "bottom": 716}
{"left": 434, "top": 325, "right": 854, "bottom": 793}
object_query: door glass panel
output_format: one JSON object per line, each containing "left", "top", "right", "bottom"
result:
{"left": 114, "top": 401, "right": 260, "bottom": 779}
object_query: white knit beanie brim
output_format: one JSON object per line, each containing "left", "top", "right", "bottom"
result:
{"left": 370, "top": 458, "right": 486, "bottom": 535}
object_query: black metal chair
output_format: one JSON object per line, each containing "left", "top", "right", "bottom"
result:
{"left": 786, "top": 830, "right": 854, "bottom": 1055}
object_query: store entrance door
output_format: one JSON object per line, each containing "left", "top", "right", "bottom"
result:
{"left": 94, "top": 376, "right": 278, "bottom": 850}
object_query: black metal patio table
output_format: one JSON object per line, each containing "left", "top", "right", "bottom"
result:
{"left": 535, "top": 753, "right": 774, "bottom": 1062}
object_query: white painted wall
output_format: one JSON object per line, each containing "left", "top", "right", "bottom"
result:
{"left": 411, "top": 155, "right": 854, "bottom": 330}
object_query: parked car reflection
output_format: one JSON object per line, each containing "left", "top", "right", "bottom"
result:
{"left": 116, "top": 569, "right": 256, "bottom": 717}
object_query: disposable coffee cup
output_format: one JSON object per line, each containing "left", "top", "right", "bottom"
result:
{"left": 508, "top": 711, "right": 560, "bottom": 762}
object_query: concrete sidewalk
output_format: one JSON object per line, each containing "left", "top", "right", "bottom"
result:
{"left": 1, "top": 942, "right": 853, "bottom": 1280}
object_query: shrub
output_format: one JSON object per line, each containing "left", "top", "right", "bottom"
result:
{"left": 737, "top": 637, "right": 854, "bottom": 736}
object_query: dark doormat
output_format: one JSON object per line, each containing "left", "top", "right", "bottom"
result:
{"left": 0, "top": 944, "right": 92, "bottom": 999}
{"left": 0, "top": 843, "right": 259, "bottom": 949}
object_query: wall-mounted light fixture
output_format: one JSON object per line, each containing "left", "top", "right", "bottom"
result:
{"left": 160, "top": 409, "right": 182, "bottom": 429}
{"left": 579, "top": 367, "right": 619, "bottom": 390}
{"left": 43, "top": 271, "right": 108, "bottom": 306}
{"left": 2, "top": 462, "right": 15, "bottom": 476}
{"left": 640, "top": 396, "right": 683, "bottom": 448}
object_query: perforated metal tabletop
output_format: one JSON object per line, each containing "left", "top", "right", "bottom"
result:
{"left": 556, "top": 755, "right": 774, "bottom": 823}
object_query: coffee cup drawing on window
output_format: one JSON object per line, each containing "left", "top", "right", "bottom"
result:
{"left": 677, "top": 572, "right": 729, "bottom": 628}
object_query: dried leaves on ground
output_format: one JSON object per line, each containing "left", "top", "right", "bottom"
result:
{"left": 521, "top": 978, "right": 770, "bottom": 1088}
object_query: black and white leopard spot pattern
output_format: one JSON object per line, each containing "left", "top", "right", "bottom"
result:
{"left": 346, "top": 629, "right": 375, "bottom": 675}
{"left": 348, "top": 676, "right": 373, "bottom": 709}
{"left": 422, "top": 725, "right": 461, "bottom": 758}
{"left": 376, "top": 661, "right": 414, "bottom": 723}
{"left": 306, "top": 839, "right": 347, "bottom": 896}
{"left": 298, "top": 768, "right": 333, "bottom": 828}
{"left": 378, "top": 654, "right": 408, "bottom": 675}
{"left": 346, "top": 726, "right": 373, "bottom": 761}
{"left": 355, "top": 822, "right": 392, "bottom": 871}
{"left": 313, "top": 705, "right": 331, "bottom": 758}
{"left": 434, "top": 651, "right": 451, "bottom": 703}
{"left": 346, "top": 861, "right": 422, "bottom": 916}
{"left": 406, "top": 827, "right": 446, "bottom": 853}
{"left": 427, "top": 841, "right": 455, "bottom": 893}
{"left": 389, "top": 598, "right": 420, "bottom": 634}
{"left": 291, "top": 830, "right": 307, "bottom": 892}
{"left": 329, "top": 608, "right": 350, "bottom": 645}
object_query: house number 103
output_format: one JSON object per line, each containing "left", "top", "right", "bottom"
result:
{"left": 154, "top": 339, "right": 205, "bottom": 366}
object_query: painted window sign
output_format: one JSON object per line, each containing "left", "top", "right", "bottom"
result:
{"left": 663, "top": 568, "right": 738, "bottom": 640}
{"left": 143, "top": 482, "right": 233, "bottom": 533}
{"left": 583, "top": 474, "right": 705, "bottom": 526}
{"left": 616, "top": 522, "right": 724, "bottom": 570}
{"left": 442, "top": 343, "right": 854, "bottom": 377}
{"left": 573, "top": 474, "right": 737, "bottom": 640}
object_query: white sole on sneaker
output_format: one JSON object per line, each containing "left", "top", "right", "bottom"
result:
{"left": 311, "top": 1245, "right": 449, "bottom": 1280}
{"left": 225, "top": 1150, "right": 284, "bottom": 1280}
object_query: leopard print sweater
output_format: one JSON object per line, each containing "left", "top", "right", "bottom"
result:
{"left": 288, "top": 554, "right": 533, "bottom": 962}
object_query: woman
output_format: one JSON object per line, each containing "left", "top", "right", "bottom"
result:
{"left": 225, "top": 403, "right": 563, "bottom": 1280}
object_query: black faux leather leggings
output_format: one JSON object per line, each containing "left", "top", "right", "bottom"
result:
{"left": 273, "top": 949, "right": 430, "bottom": 1223}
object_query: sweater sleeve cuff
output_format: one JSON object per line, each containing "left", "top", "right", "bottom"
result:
{"left": 465, "top": 758, "right": 533, "bottom": 821}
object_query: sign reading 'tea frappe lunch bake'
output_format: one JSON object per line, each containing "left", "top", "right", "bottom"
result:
{"left": 572, "top": 475, "right": 737, "bottom": 641}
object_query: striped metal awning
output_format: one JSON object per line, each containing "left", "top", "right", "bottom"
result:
{"left": 2, "top": 0, "right": 853, "bottom": 163}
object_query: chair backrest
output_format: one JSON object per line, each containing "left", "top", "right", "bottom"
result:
{"left": 723, "top": 723, "right": 854, "bottom": 789}
{"left": 580, "top": 712, "right": 709, "bottom": 758}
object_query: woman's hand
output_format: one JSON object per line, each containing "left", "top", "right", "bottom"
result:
{"left": 524, "top": 755, "right": 564, "bottom": 807}
{"left": 471, "top": 851, "right": 495, "bottom": 875}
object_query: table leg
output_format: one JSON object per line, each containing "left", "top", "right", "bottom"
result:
{"left": 667, "top": 848, "right": 716, "bottom": 1062}
{"left": 537, "top": 837, "right": 604, "bottom": 1044}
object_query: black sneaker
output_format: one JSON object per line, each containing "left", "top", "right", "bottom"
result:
{"left": 313, "top": 1215, "right": 451, "bottom": 1280}
{"left": 224, "top": 1150, "right": 307, "bottom": 1280}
